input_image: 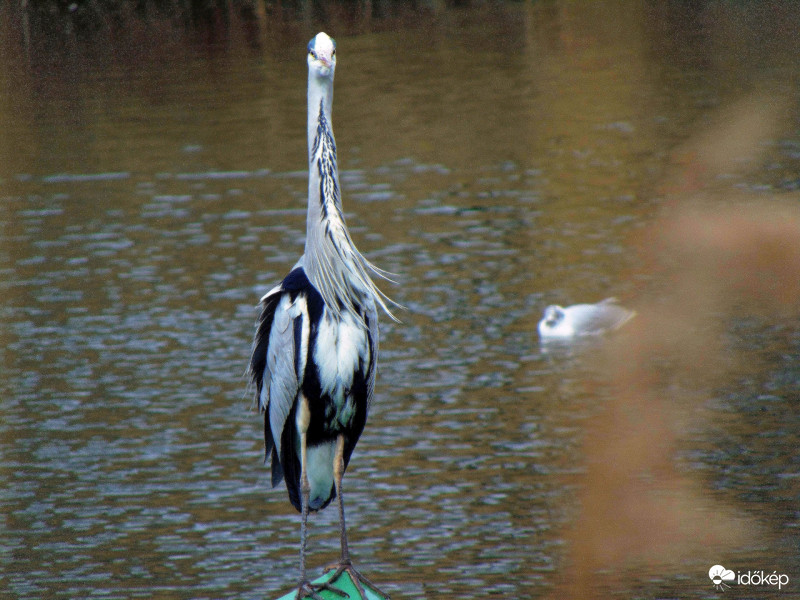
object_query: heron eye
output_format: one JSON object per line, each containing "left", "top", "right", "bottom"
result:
{"left": 308, "top": 50, "right": 317, "bottom": 59}
{"left": 331, "top": 48, "right": 336, "bottom": 56}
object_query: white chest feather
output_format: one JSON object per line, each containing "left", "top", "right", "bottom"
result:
{"left": 313, "top": 309, "right": 369, "bottom": 402}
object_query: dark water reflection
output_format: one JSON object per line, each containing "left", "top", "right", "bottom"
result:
{"left": 2, "top": 2, "right": 800, "bottom": 599}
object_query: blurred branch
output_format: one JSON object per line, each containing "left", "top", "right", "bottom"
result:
{"left": 552, "top": 93, "right": 800, "bottom": 598}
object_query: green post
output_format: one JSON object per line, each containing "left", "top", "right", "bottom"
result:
{"left": 273, "top": 569, "right": 389, "bottom": 600}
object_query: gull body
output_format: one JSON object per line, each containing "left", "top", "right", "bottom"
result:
{"left": 249, "top": 32, "right": 394, "bottom": 600}
{"left": 538, "top": 297, "right": 635, "bottom": 339}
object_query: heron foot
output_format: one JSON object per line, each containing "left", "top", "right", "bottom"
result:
{"left": 323, "top": 560, "right": 389, "bottom": 600}
{"left": 294, "top": 578, "right": 348, "bottom": 600}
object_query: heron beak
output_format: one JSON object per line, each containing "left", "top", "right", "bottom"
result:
{"left": 319, "top": 56, "right": 332, "bottom": 68}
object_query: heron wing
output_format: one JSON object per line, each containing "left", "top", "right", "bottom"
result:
{"left": 250, "top": 277, "right": 307, "bottom": 489}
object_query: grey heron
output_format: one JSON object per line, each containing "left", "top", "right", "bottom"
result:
{"left": 538, "top": 297, "right": 635, "bottom": 339}
{"left": 249, "top": 32, "right": 395, "bottom": 600}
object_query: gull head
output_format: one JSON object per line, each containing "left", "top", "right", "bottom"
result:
{"left": 307, "top": 32, "right": 336, "bottom": 78}
{"left": 538, "top": 304, "right": 570, "bottom": 339}
{"left": 542, "top": 305, "right": 565, "bottom": 327}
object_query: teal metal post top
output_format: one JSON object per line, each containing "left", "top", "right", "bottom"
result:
{"left": 274, "top": 569, "right": 389, "bottom": 600}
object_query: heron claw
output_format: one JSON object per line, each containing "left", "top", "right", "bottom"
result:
{"left": 294, "top": 579, "right": 348, "bottom": 600}
{"left": 323, "top": 561, "right": 389, "bottom": 600}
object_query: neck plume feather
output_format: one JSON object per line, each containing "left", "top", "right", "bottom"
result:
{"left": 304, "top": 98, "right": 398, "bottom": 323}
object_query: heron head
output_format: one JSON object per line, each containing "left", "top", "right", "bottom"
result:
{"left": 543, "top": 305, "right": 564, "bottom": 326}
{"left": 308, "top": 32, "right": 336, "bottom": 76}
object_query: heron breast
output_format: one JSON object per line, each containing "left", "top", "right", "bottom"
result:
{"left": 313, "top": 309, "right": 369, "bottom": 419}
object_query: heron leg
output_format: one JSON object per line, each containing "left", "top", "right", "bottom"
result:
{"left": 295, "top": 423, "right": 347, "bottom": 600}
{"left": 294, "top": 431, "right": 346, "bottom": 600}
{"left": 318, "top": 434, "right": 389, "bottom": 599}
{"left": 335, "top": 434, "right": 352, "bottom": 565}
{"left": 296, "top": 431, "right": 319, "bottom": 600}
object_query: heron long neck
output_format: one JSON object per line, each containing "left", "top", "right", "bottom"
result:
{"left": 307, "top": 73, "right": 334, "bottom": 159}
{"left": 304, "top": 73, "right": 394, "bottom": 322}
